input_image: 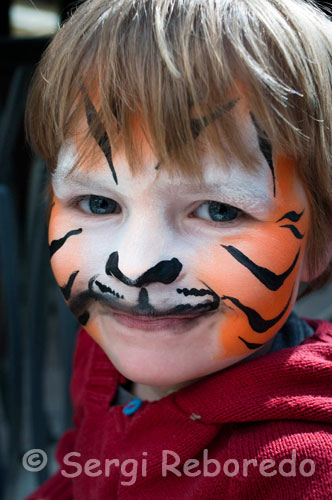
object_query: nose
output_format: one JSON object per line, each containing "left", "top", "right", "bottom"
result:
{"left": 104, "top": 211, "right": 183, "bottom": 287}
{"left": 106, "top": 251, "right": 182, "bottom": 287}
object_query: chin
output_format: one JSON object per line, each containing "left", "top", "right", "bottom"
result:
{"left": 106, "top": 347, "right": 196, "bottom": 386}
{"left": 86, "top": 313, "right": 249, "bottom": 388}
{"left": 99, "top": 338, "right": 240, "bottom": 388}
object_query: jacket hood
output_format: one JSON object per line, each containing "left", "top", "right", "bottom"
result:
{"left": 172, "top": 319, "right": 332, "bottom": 426}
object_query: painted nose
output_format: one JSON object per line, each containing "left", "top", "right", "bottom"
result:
{"left": 105, "top": 251, "right": 182, "bottom": 287}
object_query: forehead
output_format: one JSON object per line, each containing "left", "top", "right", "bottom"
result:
{"left": 53, "top": 131, "right": 273, "bottom": 208}
{"left": 53, "top": 102, "right": 275, "bottom": 197}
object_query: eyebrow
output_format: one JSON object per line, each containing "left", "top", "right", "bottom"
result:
{"left": 62, "top": 174, "right": 272, "bottom": 210}
{"left": 167, "top": 182, "right": 272, "bottom": 209}
{"left": 60, "top": 171, "right": 112, "bottom": 191}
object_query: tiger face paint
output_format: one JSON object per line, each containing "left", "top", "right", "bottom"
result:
{"left": 49, "top": 103, "right": 310, "bottom": 389}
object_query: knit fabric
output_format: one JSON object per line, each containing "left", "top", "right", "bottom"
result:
{"left": 25, "top": 318, "right": 332, "bottom": 499}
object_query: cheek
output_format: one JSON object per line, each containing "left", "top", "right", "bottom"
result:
{"left": 48, "top": 202, "right": 116, "bottom": 285}
{"left": 192, "top": 222, "right": 308, "bottom": 358}
{"left": 195, "top": 223, "right": 305, "bottom": 298}
{"left": 48, "top": 207, "right": 106, "bottom": 345}
{"left": 48, "top": 205, "right": 87, "bottom": 289}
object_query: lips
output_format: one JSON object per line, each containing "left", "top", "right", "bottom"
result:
{"left": 111, "top": 310, "right": 205, "bottom": 332}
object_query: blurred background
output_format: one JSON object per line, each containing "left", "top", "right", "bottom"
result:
{"left": 1, "top": 2, "right": 80, "bottom": 499}
{"left": 0, "top": 1, "right": 331, "bottom": 499}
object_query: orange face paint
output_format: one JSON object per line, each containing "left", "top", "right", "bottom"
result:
{"left": 48, "top": 106, "right": 310, "bottom": 388}
{"left": 196, "top": 154, "right": 309, "bottom": 358}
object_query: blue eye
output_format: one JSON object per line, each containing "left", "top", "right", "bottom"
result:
{"left": 89, "top": 196, "right": 118, "bottom": 214}
{"left": 77, "top": 195, "right": 119, "bottom": 215}
{"left": 194, "top": 201, "right": 240, "bottom": 222}
{"left": 208, "top": 201, "right": 239, "bottom": 221}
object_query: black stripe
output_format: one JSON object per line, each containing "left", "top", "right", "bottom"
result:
{"left": 49, "top": 228, "right": 82, "bottom": 258}
{"left": 279, "top": 224, "right": 304, "bottom": 239}
{"left": 222, "top": 290, "right": 293, "bottom": 333}
{"left": 95, "top": 280, "right": 124, "bottom": 299}
{"left": 238, "top": 337, "right": 264, "bottom": 350}
{"left": 250, "top": 112, "right": 276, "bottom": 197}
{"left": 277, "top": 210, "right": 304, "bottom": 223}
{"left": 166, "top": 299, "right": 219, "bottom": 315}
{"left": 84, "top": 95, "right": 118, "bottom": 185}
{"left": 190, "top": 98, "right": 239, "bottom": 140}
{"left": 78, "top": 311, "right": 90, "bottom": 325}
{"left": 61, "top": 270, "right": 79, "bottom": 300}
{"left": 137, "top": 288, "right": 155, "bottom": 313}
{"left": 190, "top": 116, "right": 210, "bottom": 140}
{"left": 177, "top": 287, "right": 214, "bottom": 297}
{"left": 221, "top": 245, "right": 300, "bottom": 291}
{"left": 106, "top": 252, "right": 183, "bottom": 287}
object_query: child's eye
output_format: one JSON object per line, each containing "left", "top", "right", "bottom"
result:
{"left": 77, "top": 195, "right": 120, "bottom": 215}
{"left": 193, "top": 201, "right": 242, "bottom": 223}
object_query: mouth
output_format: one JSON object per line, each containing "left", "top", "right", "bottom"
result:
{"left": 69, "top": 277, "right": 221, "bottom": 332}
{"left": 110, "top": 309, "right": 211, "bottom": 332}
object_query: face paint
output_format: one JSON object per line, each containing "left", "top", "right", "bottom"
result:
{"left": 195, "top": 153, "right": 309, "bottom": 360}
{"left": 250, "top": 112, "right": 276, "bottom": 196}
{"left": 106, "top": 252, "right": 183, "bottom": 287}
{"left": 48, "top": 103, "right": 310, "bottom": 387}
{"left": 84, "top": 95, "right": 118, "bottom": 185}
{"left": 155, "top": 98, "right": 239, "bottom": 171}
{"left": 221, "top": 245, "right": 300, "bottom": 291}
{"left": 61, "top": 270, "right": 79, "bottom": 300}
{"left": 49, "top": 228, "right": 82, "bottom": 258}
{"left": 190, "top": 98, "right": 239, "bottom": 139}
{"left": 277, "top": 210, "right": 305, "bottom": 239}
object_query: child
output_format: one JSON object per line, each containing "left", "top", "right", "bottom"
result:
{"left": 25, "top": 0, "right": 332, "bottom": 498}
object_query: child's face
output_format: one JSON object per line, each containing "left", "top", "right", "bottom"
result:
{"left": 49, "top": 102, "right": 310, "bottom": 386}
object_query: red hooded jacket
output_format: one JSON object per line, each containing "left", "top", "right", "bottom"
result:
{"left": 26, "top": 319, "right": 332, "bottom": 499}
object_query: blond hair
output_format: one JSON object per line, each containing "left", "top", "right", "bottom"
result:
{"left": 25, "top": 0, "right": 332, "bottom": 292}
